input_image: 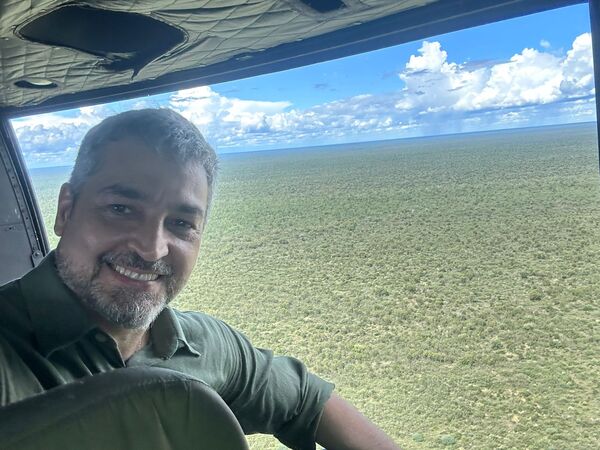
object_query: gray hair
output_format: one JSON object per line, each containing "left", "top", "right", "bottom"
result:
{"left": 69, "top": 108, "right": 218, "bottom": 214}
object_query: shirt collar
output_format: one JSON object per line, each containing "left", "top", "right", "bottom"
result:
{"left": 20, "top": 251, "right": 93, "bottom": 357}
{"left": 151, "top": 307, "right": 201, "bottom": 359}
{"left": 21, "top": 251, "right": 199, "bottom": 359}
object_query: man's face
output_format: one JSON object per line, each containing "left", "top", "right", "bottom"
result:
{"left": 54, "top": 135, "right": 209, "bottom": 329}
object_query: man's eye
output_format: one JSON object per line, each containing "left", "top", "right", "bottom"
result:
{"left": 109, "top": 204, "right": 131, "bottom": 215}
{"left": 172, "top": 219, "right": 193, "bottom": 229}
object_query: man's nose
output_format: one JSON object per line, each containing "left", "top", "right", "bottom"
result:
{"left": 128, "top": 222, "right": 169, "bottom": 262}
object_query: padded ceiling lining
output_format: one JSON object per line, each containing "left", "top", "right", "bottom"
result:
{"left": 0, "top": 0, "right": 585, "bottom": 111}
{"left": 0, "top": 0, "right": 438, "bottom": 109}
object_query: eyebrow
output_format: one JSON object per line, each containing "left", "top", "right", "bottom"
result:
{"left": 175, "top": 204, "right": 205, "bottom": 219}
{"left": 98, "top": 183, "right": 205, "bottom": 218}
{"left": 99, "top": 184, "right": 146, "bottom": 200}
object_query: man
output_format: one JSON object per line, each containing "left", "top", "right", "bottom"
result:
{"left": 0, "top": 109, "right": 399, "bottom": 449}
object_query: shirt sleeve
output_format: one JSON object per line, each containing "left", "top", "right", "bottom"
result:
{"left": 215, "top": 320, "right": 335, "bottom": 450}
{"left": 0, "top": 331, "right": 45, "bottom": 406}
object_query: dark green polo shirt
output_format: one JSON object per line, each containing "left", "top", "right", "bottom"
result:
{"left": 0, "top": 253, "right": 334, "bottom": 450}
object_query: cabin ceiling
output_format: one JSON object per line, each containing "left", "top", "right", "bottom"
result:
{"left": 0, "top": 0, "right": 587, "bottom": 114}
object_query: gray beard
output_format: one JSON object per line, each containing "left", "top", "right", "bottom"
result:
{"left": 55, "top": 249, "right": 176, "bottom": 330}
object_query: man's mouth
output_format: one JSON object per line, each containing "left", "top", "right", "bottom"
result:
{"left": 110, "top": 263, "right": 160, "bottom": 282}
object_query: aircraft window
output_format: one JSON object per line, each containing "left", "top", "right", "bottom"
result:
{"left": 9, "top": 3, "right": 597, "bottom": 449}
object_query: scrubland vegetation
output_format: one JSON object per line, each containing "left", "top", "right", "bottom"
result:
{"left": 31, "top": 123, "right": 600, "bottom": 449}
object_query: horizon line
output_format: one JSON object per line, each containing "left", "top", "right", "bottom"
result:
{"left": 27, "top": 120, "right": 597, "bottom": 171}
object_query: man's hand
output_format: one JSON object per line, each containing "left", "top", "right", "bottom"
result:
{"left": 316, "top": 393, "right": 401, "bottom": 450}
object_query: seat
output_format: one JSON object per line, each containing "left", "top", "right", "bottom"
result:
{"left": 0, "top": 367, "right": 249, "bottom": 450}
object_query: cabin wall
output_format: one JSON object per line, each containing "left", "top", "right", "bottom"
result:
{"left": 0, "top": 126, "right": 46, "bottom": 284}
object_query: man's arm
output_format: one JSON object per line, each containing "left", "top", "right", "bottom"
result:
{"left": 316, "top": 393, "right": 401, "bottom": 450}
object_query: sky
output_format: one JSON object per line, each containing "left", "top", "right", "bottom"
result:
{"left": 11, "top": 3, "right": 596, "bottom": 169}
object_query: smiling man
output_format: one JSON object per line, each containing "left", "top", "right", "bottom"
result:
{"left": 0, "top": 109, "right": 399, "bottom": 450}
{"left": 53, "top": 130, "right": 210, "bottom": 359}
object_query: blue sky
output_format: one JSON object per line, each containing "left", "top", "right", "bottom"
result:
{"left": 210, "top": 4, "right": 592, "bottom": 107}
{"left": 12, "top": 3, "right": 595, "bottom": 168}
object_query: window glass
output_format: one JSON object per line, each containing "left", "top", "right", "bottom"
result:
{"left": 10, "top": 4, "right": 597, "bottom": 449}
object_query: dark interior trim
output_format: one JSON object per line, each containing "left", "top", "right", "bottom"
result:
{"left": 1, "top": 0, "right": 586, "bottom": 118}
{"left": 0, "top": 120, "right": 49, "bottom": 260}
{"left": 589, "top": 0, "right": 600, "bottom": 172}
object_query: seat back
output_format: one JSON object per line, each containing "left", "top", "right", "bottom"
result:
{"left": 0, "top": 367, "right": 248, "bottom": 450}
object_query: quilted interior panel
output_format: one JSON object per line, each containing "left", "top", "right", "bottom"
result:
{"left": 0, "top": 0, "right": 437, "bottom": 108}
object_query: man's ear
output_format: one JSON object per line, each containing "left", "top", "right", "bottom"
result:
{"left": 54, "top": 183, "right": 75, "bottom": 237}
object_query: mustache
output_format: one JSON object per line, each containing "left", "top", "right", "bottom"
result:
{"left": 102, "top": 252, "right": 173, "bottom": 276}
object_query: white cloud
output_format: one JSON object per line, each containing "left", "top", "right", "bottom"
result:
{"left": 405, "top": 41, "right": 449, "bottom": 72}
{"left": 12, "top": 113, "right": 100, "bottom": 168}
{"left": 397, "top": 35, "right": 593, "bottom": 115}
{"left": 471, "top": 48, "right": 562, "bottom": 107}
{"left": 170, "top": 86, "right": 290, "bottom": 129}
{"left": 540, "top": 39, "right": 551, "bottom": 49}
{"left": 560, "top": 33, "right": 595, "bottom": 96}
{"left": 11, "top": 103, "right": 133, "bottom": 167}
{"left": 401, "top": 43, "right": 490, "bottom": 114}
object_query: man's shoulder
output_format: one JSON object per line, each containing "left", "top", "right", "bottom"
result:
{"left": 172, "top": 308, "right": 219, "bottom": 324}
{"left": 172, "top": 309, "right": 232, "bottom": 333}
{"left": 170, "top": 308, "right": 248, "bottom": 346}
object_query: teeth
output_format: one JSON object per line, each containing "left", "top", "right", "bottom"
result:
{"left": 112, "top": 264, "right": 159, "bottom": 281}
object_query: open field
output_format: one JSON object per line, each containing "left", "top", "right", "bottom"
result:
{"left": 29, "top": 123, "right": 600, "bottom": 449}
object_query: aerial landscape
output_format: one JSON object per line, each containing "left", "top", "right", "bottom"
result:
{"left": 29, "top": 123, "right": 600, "bottom": 449}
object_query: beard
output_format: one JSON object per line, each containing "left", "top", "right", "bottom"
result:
{"left": 55, "top": 248, "right": 180, "bottom": 329}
